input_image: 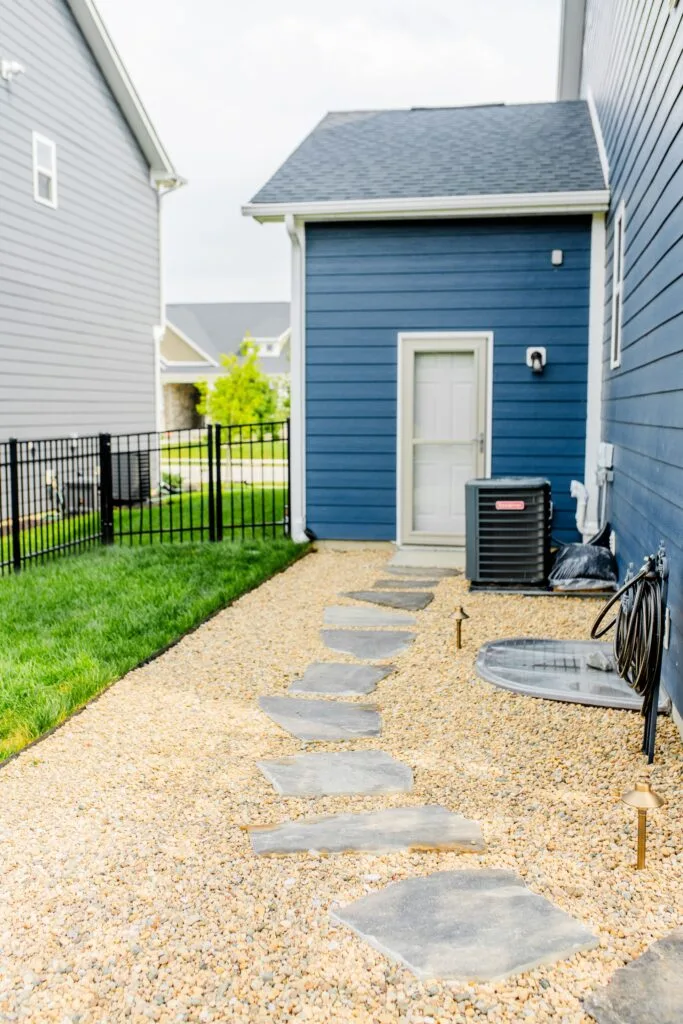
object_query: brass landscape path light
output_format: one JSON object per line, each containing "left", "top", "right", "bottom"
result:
{"left": 621, "top": 779, "right": 665, "bottom": 869}
{"left": 453, "top": 606, "right": 469, "bottom": 650}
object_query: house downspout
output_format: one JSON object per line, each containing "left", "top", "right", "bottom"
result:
{"left": 583, "top": 211, "right": 607, "bottom": 539}
{"left": 154, "top": 175, "right": 187, "bottom": 432}
{"left": 285, "top": 213, "right": 308, "bottom": 543}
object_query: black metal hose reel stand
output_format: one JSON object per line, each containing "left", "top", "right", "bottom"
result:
{"left": 591, "top": 543, "right": 669, "bottom": 763}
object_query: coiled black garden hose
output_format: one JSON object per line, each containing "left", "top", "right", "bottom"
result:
{"left": 590, "top": 554, "right": 665, "bottom": 719}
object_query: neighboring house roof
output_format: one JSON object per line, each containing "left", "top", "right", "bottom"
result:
{"left": 244, "top": 100, "right": 608, "bottom": 221}
{"left": 164, "top": 302, "right": 291, "bottom": 375}
{"left": 557, "top": 0, "right": 587, "bottom": 101}
{"left": 66, "top": 0, "right": 177, "bottom": 181}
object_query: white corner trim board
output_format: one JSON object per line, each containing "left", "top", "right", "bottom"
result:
{"left": 285, "top": 215, "right": 308, "bottom": 543}
{"left": 584, "top": 212, "right": 606, "bottom": 538}
{"left": 243, "top": 190, "right": 610, "bottom": 223}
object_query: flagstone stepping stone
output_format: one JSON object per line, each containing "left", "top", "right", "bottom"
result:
{"left": 323, "top": 606, "right": 416, "bottom": 628}
{"left": 257, "top": 750, "right": 413, "bottom": 796}
{"left": 584, "top": 930, "right": 683, "bottom": 1024}
{"left": 259, "top": 696, "right": 380, "bottom": 740}
{"left": 248, "top": 806, "right": 485, "bottom": 856}
{"left": 331, "top": 869, "right": 598, "bottom": 981}
{"left": 344, "top": 590, "right": 433, "bottom": 612}
{"left": 322, "top": 628, "right": 415, "bottom": 659}
{"left": 289, "top": 663, "right": 394, "bottom": 697}
{"left": 373, "top": 579, "right": 438, "bottom": 589}
{"left": 386, "top": 566, "right": 460, "bottom": 578}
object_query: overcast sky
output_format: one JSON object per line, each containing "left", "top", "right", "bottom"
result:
{"left": 96, "top": 0, "right": 562, "bottom": 304}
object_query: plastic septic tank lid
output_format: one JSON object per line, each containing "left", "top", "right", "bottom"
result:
{"left": 475, "top": 638, "right": 671, "bottom": 712}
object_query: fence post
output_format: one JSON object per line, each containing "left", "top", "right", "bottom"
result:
{"left": 9, "top": 438, "right": 22, "bottom": 572}
{"left": 207, "top": 425, "right": 216, "bottom": 542}
{"left": 99, "top": 433, "right": 114, "bottom": 545}
{"left": 214, "top": 424, "right": 223, "bottom": 542}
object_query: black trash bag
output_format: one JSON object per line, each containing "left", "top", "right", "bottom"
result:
{"left": 549, "top": 526, "right": 618, "bottom": 591}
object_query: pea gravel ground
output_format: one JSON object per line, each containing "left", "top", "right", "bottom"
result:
{"left": 0, "top": 549, "right": 681, "bottom": 1024}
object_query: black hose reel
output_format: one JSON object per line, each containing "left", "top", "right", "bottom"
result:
{"left": 591, "top": 543, "right": 669, "bottom": 763}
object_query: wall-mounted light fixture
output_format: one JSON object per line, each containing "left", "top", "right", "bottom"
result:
{"left": 551, "top": 249, "right": 564, "bottom": 266}
{"left": 526, "top": 346, "right": 547, "bottom": 375}
{"left": 1, "top": 59, "right": 26, "bottom": 82}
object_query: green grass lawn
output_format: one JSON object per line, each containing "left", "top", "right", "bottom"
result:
{"left": 162, "top": 439, "right": 287, "bottom": 461}
{"left": 0, "top": 538, "right": 304, "bottom": 761}
{"left": 2, "top": 486, "right": 287, "bottom": 566}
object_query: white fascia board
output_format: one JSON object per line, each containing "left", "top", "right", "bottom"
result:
{"left": 557, "top": 0, "right": 587, "bottom": 100}
{"left": 164, "top": 320, "right": 219, "bottom": 366}
{"left": 243, "top": 190, "right": 610, "bottom": 223}
{"left": 66, "top": 0, "right": 176, "bottom": 180}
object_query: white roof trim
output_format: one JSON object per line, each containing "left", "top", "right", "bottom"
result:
{"left": 557, "top": 0, "right": 586, "bottom": 101}
{"left": 586, "top": 88, "right": 609, "bottom": 187}
{"left": 243, "top": 189, "right": 610, "bottom": 223}
{"left": 65, "top": 0, "right": 176, "bottom": 180}
{"left": 164, "top": 320, "right": 219, "bottom": 366}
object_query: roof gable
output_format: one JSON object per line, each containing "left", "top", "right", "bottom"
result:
{"left": 166, "top": 302, "right": 291, "bottom": 369}
{"left": 245, "top": 101, "right": 606, "bottom": 218}
{"left": 65, "top": 0, "right": 176, "bottom": 181}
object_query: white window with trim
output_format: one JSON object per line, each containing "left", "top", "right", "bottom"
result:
{"left": 610, "top": 201, "right": 625, "bottom": 369}
{"left": 32, "top": 132, "right": 58, "bottom": 208}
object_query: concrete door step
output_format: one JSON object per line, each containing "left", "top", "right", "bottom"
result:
{"left": 390, "top": 547, "right": 465, "bottom": 570}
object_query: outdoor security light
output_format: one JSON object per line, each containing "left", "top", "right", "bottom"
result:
{"left": 526, "top": 347, "right": 547, "bottom": 375}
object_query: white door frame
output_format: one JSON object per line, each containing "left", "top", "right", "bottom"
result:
{"left": 396, "top": 331, "right": 493, "bottom": 546}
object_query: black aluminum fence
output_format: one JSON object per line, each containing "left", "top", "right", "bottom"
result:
{"left": 0, "top": 421, "right": 289, "bottom": 575}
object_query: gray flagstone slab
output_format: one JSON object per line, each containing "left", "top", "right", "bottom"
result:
{"left": 257, "top": 750, "right": 413, "bottom": 796}
{"left": 289, "top": 663, "right": 395, "bottom": 697}
{"left": 323, "top": 606, "right": 416, "bottom": 628}
{"left": 331, "top": 869, "right": 599, "bottom": 981}
{"left": 584, "top": 930, "right": 683, "bottom": 1024}
{"left": 373, "top": 579, "right": 439, "bottom": 590}
{"left": 344, "top": 590, "right": 433, "bottom": 612}
{"left": 259, "top": 696, "right": 380, "bottom": 740}
{"left": 386, "top": 566, "right": 461, "bottom": 578}
{"left": 322, "top": 628, "right": 416, "bottom": 659}
{"left": 249, "top": 806, "right": 485, "bottom": 856}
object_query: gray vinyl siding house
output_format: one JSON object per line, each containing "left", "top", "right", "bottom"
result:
{"left": 560, "top": 0, "right": 683, "bottom": 730}
{"left": 0, "top": 0, "right": 180, "bottom": 440}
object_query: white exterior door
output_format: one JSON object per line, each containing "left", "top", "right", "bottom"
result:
{"left": 399, "top": 334, "right": 489, "bottom": 546}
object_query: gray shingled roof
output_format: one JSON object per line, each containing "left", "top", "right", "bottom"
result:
{"left": 166, "top": 302, "right": 290, "bottom": 375}
{"left": 250, "top": 101, "right": 605, "bottom": 206}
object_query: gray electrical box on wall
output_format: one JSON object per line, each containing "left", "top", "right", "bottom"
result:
{"left": 465, "top": 477, "right": 552, "bottom": 587}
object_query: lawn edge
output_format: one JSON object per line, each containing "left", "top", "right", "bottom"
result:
{"left": 0, "top": 542, "right": 312, "bottom": 771}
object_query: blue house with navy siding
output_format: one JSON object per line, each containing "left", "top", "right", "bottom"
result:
{"left": 245, "top": 101, "right": 608, "bottom": 551}
{"left": 558, "top": 0, "right": 683, "bottom": 735}
{"left": 245, "top": 2, "right": 683, "bottom": 736}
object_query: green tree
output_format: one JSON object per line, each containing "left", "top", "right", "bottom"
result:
{"left": 197, "top": 339, "right": 277, "bottom": 431}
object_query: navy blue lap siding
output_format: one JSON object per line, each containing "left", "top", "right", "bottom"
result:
{"left": 305, "top": 218, "right": 591, "bottom": 542}
{"left": 583, "top": 1, "right": 683, "bottom": 718}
